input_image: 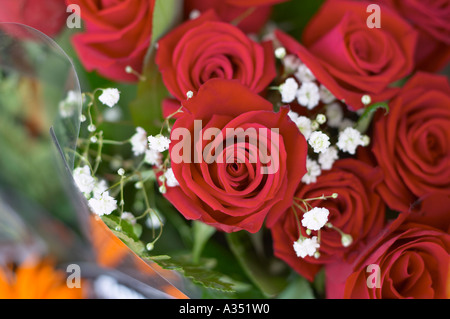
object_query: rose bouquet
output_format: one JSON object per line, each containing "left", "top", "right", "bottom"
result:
{"left": 0, "top": 0, "right": 449, "bottom": 299}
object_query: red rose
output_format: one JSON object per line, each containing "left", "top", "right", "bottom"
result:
{"left": 184, "top": 0, "right": 287, "bottom": 34}
{"left": 0, "top": 0, "right": 67, "bottom": 38}
{"left": 162, "top": 79, "right": 307, "bottom": 233}
{"left": 156, "top": 11, "right": 276, "bottom": 102}
{"left": 378, "top": 0, "right": 450, "bottom": 72}
{"left": 276, "top": 0, "right": 418, "bottom": 110}
{"left": 271, "top": 159, "right": 385, "bottom": 281}
{"left": 371, "top": 72, "right": 450, "bottom": 214}
{"left": 327, "top": 212, "right": 450, "bottom": 299}
{"left": 67, "top": 0, "right": 155, "bottom": 82}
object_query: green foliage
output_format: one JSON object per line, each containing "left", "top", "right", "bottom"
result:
{"left": 277, "top": 274, "right": 315, "bottom": 299}
{"left": 271, "top": 0, "right": 325, "bottom": 40}
{"left": 153, "top": 255, "right": 236, "bottom": 293}
{"left": 226, "top": 231, "right": 289, "bottom": 298}
{"left": 355, "top": 102, "right": 390, "bottom": 133}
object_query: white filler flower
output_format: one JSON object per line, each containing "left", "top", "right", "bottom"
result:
{"left": 295, "top": 64, "right": 316, "bottom": 83}
{"left": 88, "top": 191, "right": 117, "bottom": 216}
{"left": 297, "top": 82, "right": 320, "bottom": 110}
{"left": 325, "top": 102, "right": 344, "bottom": 128}
{"left": 302, "top": 158, "right": 322, "bottom": 184}
{"left": 144, "top": 149, "right": 162, "bottom": 167}
{"left": 318, "top": 146, "right": 339, "bottom": 170}
{"left": 130, "top": 127, "right": 148, "bottom": 156}
{"left": 319, "top": 84, "right": 336, "bottom": 104}
{"left": 164, "top": 168, "right": 179, "bottom": 187}
{"left": 337, "top": 127, "right": 365, "bottom": 155}
{"left": 308, "top": 131, "right": 331, "bottom": 153}
{"left": 280, "top": 78, "right": 299, "bottom": 103}
{"left": 73, "top": 166, "right": 95, "bottom": 195}
{"left": 301, "top": 207, "right": 330, "bottom": 231}
{"left": 293, "top": 236, "right": 320, "bottom": 258}
{"left": 148, "top": 134, "right": 171, "bottom": 153}
{"left": 99, "top": 88, "right": 120, "bottom": 107}
{"left": 288, "top": 111, "right": 312, "bottom": 140}
{"left": 283, "top": 54, "right": 302, "bottom": 73}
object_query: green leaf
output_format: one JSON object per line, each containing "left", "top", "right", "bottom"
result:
{"left": 226, "top": 231, "right": 288, "bottom": 298}
{"left": 151, "top": 0, "right": 182, "bottom": 52}
{"left": 277, "top": 274, "right": 315, "bottom": 299}
{"left": 192, "top": 221, "right": 216, "bottom": 264}
{"left": 355, "top": 102, "right": 389, "bottom": 133}
{"left": 152, "top": 255, "right": 236, "bottom": 293}
{"left": 101, "top": 215, "right": 146, "bottom": 255}
{"left": 271, "top": 0, "right": 325, "bottom": 39}
{"left": 146, "top": 255, "right": 171, "bottom": 261}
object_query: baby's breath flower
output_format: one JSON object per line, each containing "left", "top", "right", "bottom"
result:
{"left": 297, "top": 82, "right": 320, "bottom": 110}
{"left": 146, "top": 210, "right": 164, "bottom": 229}
{"left": 337, "top": 127, "right": 365, "bottom": 155}
{"left": 189, "top": 9, "right": 201, "bottom": 20}
{"left": 319, "top": 84, "right": 336, "bottom": 104}
{"left": 130, "top": 127, "right": 148, "bottom": 156}
{"left": 275, "top": 47, "right": 287, "bottom": 60}
{"left": 316, "top": 114, "right": 327, "bottom": 125}
{"left": 93, "top": 179, "right": 109, "bottom": 198}
{"left": 295, "top": 64, "right": 316, "bottom": 83}
{"left": 308, "top": 131, "right": 330, "bottom": 153}
{"left": 58, "top": 90, "right": 79, "bottom": 118}
{"left": 302, "top": 158, "right": 322, "bottom": 184}
{"left": 341, "top": 234, "right": 353, "bottom": 247}
{"left": 88, "top": 124, "right": 97, "bottom": 132}
{"left": 325, "top": 103, "right": 344, "bottom": 128}
{"left": 362, "top": 135, "right": 371, "bottom": 147}
{"left": 361, "top": 94, "right": 372, "bottom": 106}
{"left": 280, "top": 78, "right": 299, "bottom": 103}
{"left": 73, "top": 166, "right": 95, "bottom": 195}
{"left": 318, "top": 146, "right": 339, "bottom": 170}
{"left": 293, "top": 236, "right": 320, "bottom": 258}
{"left": 283, "top": 54, "right": 302, "bottom": 73}
{"left": 288, "top": 111, "right": 312, "bottom": 140}
{"left": 148, "top": 134, "right": 171, "bottom": 153}
{"left": 88, "top": 191, "right": 117, "bottom": 216}
{"left": 144, "top": 149, "right": 162, "bottom": 167}
{"left": 301, "top": 207, "right": 330, "bottom": 231}
{"left": 98, "top": 88, "right": 120, "bottom": 107}
{"left": 164, "top": 168, "right": 179, "bottom": 187}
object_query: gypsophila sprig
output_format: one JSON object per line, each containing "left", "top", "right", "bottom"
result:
{"left": 88, "top": 191, "right": 117, "bottom": 216}
{"left": 98, "top": 88, "right": 121, "bottom": 107}
{"left": 297, "top": 82, "right": 320, "bottom": 110}
{"left": 280, "top": 78, "right": 299, "bottom": 103}
{"left": 293, "top": 236, "right": 320, "bottom": 258}
{"left": 302, "top": 157, "right": 322, "bottom": 184}
{"left": 308, "top": 131, "right": 331, "bottom": 153}
{"left": 130, "top": 127, "right": 148, "bottom": 156}
{"left": 301, "top": 207, "right": 330, "bottom": 231}
{"left": 148, "top": 134, "right": 171, "bottom": 153}
{"left": 73, "top": 166, "right": 95, "bottom": 195}
{"left": 336, "top": 127, "right": 365, "bottom": 155}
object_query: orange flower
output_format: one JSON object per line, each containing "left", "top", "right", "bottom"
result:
{"left": 0, "top": 259, "right": 86, "bottom": 299}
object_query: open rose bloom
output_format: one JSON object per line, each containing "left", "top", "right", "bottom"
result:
{"left": 0, "top": 0, "right": 448, "bottom": 300}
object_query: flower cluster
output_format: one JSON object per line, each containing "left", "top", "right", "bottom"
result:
{"left": 62, "top": 0, "right": 449, "bottom": 299}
